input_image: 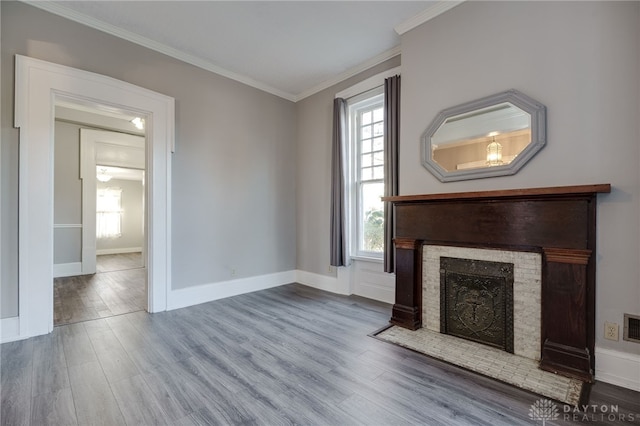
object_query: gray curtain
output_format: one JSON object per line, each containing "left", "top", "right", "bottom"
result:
{"left": 384, "top": 75, "right": 400, "bottom": 273}
{"left": 330, "top": 98, "right": 348, "bottom": 267}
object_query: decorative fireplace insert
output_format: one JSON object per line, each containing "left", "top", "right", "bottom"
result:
{"left": 440, "top": 257, "right": 514, "bottom": 353}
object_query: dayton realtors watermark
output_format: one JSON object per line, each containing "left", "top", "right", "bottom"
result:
{"left": 529, "top": 399, "right": 637, "bottom": 424}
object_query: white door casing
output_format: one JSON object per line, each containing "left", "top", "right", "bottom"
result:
{"left": 14, "top": 55, "right": 174, "bottom": 338}
{"left": 80, "top": 130, "right": 145, "bottom": 275}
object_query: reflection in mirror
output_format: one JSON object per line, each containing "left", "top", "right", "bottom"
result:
{"left": 422, "top": 90, "right": 546, "bottom": 182}
{"left": 432, "top": 103, "right": 531, "bottom": 171}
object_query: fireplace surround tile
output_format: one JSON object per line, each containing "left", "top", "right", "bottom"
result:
{"left": 423, "top": 245, "right": 541, "bottom": 361}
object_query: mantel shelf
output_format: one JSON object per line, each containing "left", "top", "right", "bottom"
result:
{"left": 382, "top": 184, "right": 611, "bottom": 203}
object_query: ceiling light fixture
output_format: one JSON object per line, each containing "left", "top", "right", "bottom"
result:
{"left": 131, "top": 117, "right": 144, "bottom": 130}
{"left": 97, "top": 168, "right": 112, "bottom": 182}
{"left": 486, "top": 132, "right": 503, "bottom": 166}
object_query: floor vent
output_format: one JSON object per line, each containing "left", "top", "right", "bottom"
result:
{"left": 623, "top": 314, "right": 640, "bottom": 343}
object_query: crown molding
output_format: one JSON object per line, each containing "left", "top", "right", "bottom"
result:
{"left": 295, "top": 46, "right": 401, "bottom": 102}
{"left": 23, "top": 1, "right": 298, "bottom": 102}
{"left": 22, "top": 1, "right": 461, "bottom": 103}
{"left": 394, "top": 1, "right": 465, "bottom": 35}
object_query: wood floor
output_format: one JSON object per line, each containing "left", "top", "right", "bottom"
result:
{"left": 54, "top": 254, "right": 146, "bottom": 326}
{"left": 2, "top": 284, "right": 639, "bottom": 425}
{"left": 96, "top": 252, "right": 144, "bottom": 274}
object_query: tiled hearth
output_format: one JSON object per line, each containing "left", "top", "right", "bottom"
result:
{"left": 376, "top": 326, "right": 584, "bottom": 406}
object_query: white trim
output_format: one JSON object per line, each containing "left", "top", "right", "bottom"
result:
{"left": 53, "top": 262, "right": 83, "bottom": 278}
{"left": 335, "top": 66, "right": 401, "bottom": 100}
{"left": 394, "top": 1, "right": 465, "bottom": 35}
{"left": 14, "top": 55, "right": 174, "bottom": 339}
{"left": 298, "top": 47, "right": 401, "bottom": 101}
{"left": 295, "top": 269, "right": 351, "bottom": 295}
{"left": 1, "top": 317, "right": 21, "bottom": 344}
{"left": 19, "top": 1, "right": 457, "bottom": 102}
{"left": 96, "top": 247, "right": 142, "bottom": 256}
{"left": 167, "top": 271, "right": 296, "bottom": 311}
{"left": 351, "top": 260, "right": 395, "bottom": 304}
{"left": 24, "top": 1, "right": 296, "bottom": 102}
{"left": 595, "top": 347, "right": 640, "bottom": 391}
{"left": 81, "top": 129, "right": 146, "bottom": 274}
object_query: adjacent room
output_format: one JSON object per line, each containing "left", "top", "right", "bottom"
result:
{"left": 53, "top": 105, "right": 147, "bottom": 326}
{"left": 1, "top": 1, "right": 639, "bottom": 425}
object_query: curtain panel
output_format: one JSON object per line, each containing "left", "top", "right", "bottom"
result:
{"left": 384, "top": 75, "right": 400, "bottom": 273}
{"left": 330, "top": 98, "right": 349, "bottom": 267}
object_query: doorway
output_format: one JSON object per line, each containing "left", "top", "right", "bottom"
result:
{"left": 15, "top": 55, "right": 174, "bottom": 339}
{"left": 53, "top": 108, "right": 147, "bottom": 326}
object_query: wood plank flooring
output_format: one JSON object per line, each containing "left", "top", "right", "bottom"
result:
{"left": 53, "top": 254, "right": 145, "bottom": 326}
{"left": 3, "top": 283, "right": 639, "bottom": 425}
{"left": 96, "top": 253, "right": 143, "bottom": 274}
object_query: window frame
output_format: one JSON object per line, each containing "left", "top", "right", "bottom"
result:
{"left": 346, "top": 86, "right": 385, "bottom": 260}
{"left": 96, "top": 187, "right": 123, "bottom": 239}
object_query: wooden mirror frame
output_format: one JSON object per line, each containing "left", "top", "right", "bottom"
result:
{"left": 421, "top": 89, "right": 547, "bottom": 182}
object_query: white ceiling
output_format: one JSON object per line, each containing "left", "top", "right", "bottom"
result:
{"left": 30, "top": 1, "right": 461, "bottom": 101}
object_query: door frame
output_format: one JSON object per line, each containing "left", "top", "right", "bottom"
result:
{"left": 80, "top": 130, "right": 146, "bottom": 275}
{"left": 14, "top": 55, "right": 174, "bottom": 338}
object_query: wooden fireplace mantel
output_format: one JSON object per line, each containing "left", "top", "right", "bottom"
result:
{"left": 382, "top": 184, "right": 611, "bottom": 203}
{"left": 384, "top": 184, "right": 611, "bottom": 382}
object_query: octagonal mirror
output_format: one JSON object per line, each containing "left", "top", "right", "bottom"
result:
{"left": 422, "top": 89, "right": 546, "bottom": 182}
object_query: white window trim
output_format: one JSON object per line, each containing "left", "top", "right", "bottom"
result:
{"left": 335, "top": 66, "right": 401, "bottom": 100}
{"left": 348, "top": 89, "right": 385, "bottom": 259}
{"left": 337, "top": 66, "right": 400, "bottom": 263}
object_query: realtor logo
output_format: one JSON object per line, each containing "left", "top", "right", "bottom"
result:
{"left": 529, "top": 399, "right": 560, "bottom": 425}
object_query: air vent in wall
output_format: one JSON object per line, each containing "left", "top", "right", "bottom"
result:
{"left": 623, "top": 314, "right": 640, "bottom": 343}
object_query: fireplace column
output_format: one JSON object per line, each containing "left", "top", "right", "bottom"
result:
{"left": 541, "top": 248, "right": 593, "bottom": 382}
{"left": 391, "top": 238, "right": 423, "bottom": 330}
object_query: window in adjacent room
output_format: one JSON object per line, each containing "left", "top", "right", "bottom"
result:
{"left": 347, "top": 86, "right": 385, "bottom": 258}
{"left": 96, "top": 187, "right": 122, "bottom": 239}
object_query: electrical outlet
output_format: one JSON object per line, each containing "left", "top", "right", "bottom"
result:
{"left": 604, "top": 322, "right": 619, "bottom": 341}
{"left": 230, "top": 268, "right": 236, "bottom": 277}
{"left": 328, "top": 265, "right": 334, "bottom": 273}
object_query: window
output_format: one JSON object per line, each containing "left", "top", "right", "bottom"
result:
{"left": 96, "top": 187, "right": 122, "bottom": 239}
{"left": 348, "top": 87, "right": 385, "bottom": 258}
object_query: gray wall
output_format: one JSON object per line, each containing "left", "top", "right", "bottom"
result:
{"left": 295, "top": 57, "right": 401, "bottom": 277}
{"left": 53, "top": 120, "right": 83, "bottom": 264}
{"left": 1, "top": 1, "right": 297, "bottom": 317}
{"left": 97, "top": 179, "right": 144, "bottom": 253}
{"left": 400, "top": 1, "right": 639, "bottom": 353}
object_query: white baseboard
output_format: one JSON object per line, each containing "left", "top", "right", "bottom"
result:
{"left": 167, "top": 270, "right": 296, "bottom": 311}
{"left": 96, "top": 247, "right": 142, "bottom": 255}
{"left": 595, "top": 346, "right": 640, "bottom": 391}
{"left": 351, "top": 260, "right": 395, "bottom": 304}
{"left": 1, "top": 317, "right": 21, "bottom": 343}
{"left": 53, "top": 262, "right": 83, "bottom": 278}
{"left": 354, "top": 281, "right": 395, "bottom": 304}
{"left": 295, "top": 269, "right": 350, "bottom": 295}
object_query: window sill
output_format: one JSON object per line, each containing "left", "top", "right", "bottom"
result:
{"left": 351, "top": 255, "right": 384, "bottom": 264}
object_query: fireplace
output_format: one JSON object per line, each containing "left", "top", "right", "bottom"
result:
{"left": 440, "top": 257, "right": 514, "bottom": 353}
{"left": 383, "top": 184, "right": 610, "bottom": 383}
{"left": 424, "top": 245, "right": 541, "bottom": 360}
